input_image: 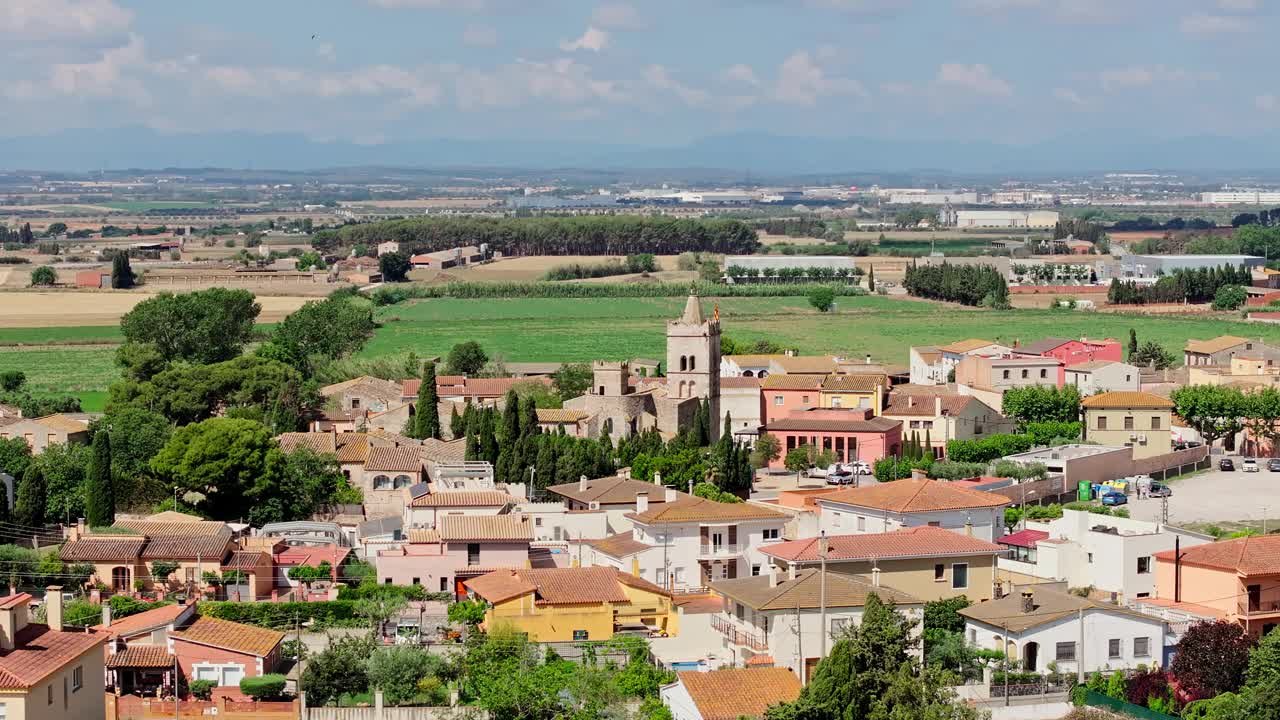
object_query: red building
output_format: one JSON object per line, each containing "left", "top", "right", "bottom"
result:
{"left": 762, "top": 408, "right": 902, "bottom": 468}
{"left": 1014, "top": 337, "right": 1122, "bottom": 370}
{"left": 759, "top": 375, "right": 824, "bottom": 428}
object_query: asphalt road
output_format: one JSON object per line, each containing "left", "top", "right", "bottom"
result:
{"left": 1126, "top": 456, "right": 1280, "bottom": 528}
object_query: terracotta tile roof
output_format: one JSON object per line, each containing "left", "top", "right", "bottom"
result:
{"left": 1185, "top": 335, "right": 1249, "bottom": 354}
{"left": 939, "top": 338, "right": 999, "bottom": 354}
{"left": 1016, "top": 337, "right": 1070, "bottom": 355}
{"left": 720, "top": 376, "right": 761, "bottom": 389}
{"left": 1080, "top": 391, "right": 1175, "bottom": 409}
{"left": 420, "top": 438, "right": 467, "bottom": 464}
{"left": 1068, "top": 359, "right": 1129, "bottom": 372}
{"left": 94, "top": 603, "right": 192, "bottom": 639}
{"left": 772, "top": 356, "right": 838, "bottom": 374}
{"left": 172, "top": 616, "right": 284, "bottom": 657}
{"left": 1154, "top": 533, "right": 1280, "bottom": 575}
{"left": 612, "top": 570, "right": 671, "bottom": 597}
{"left": 763, "top": 416, "right": 901, "bottom": 433}
{"left": 30, "top": 414, "right": 89, "bottom": 433}
{"left": 466, "top": 567, "right": 667, "bottom": 605}
{"left": 883, "top": 394, "right": 984, "bottom": 417}
{"left": 410, "top": 490, "right": 520, "bottom": 508}
{"left": 536, "top": 408, "right": 589, "bottom": 423}
{"left": 366, "top": 428, "right": 421, "bottom": 447}
{"left": 760, "top": 375, "right": 825, "bottom": 390}
{"left": 464, "top": 569, "right": 538, "bottom": 603}
{"left": 547, "top": 476, "right": 690, "bottom": 506}
{"left": 222, "top": 550, "right": 271, "bottom": 572}
{"left": 434, "top": 375, "right": 467, "bottom": 388}
{"left": 107, "top": 644, "right": 174, "bottom": 669}
{"left": 144, "top": 511, "right": 205, "bottom": 523}
{"left": 960, "top": 586, "right": 1159, "bottom": 633}
{"left": 436, "top": 377, "right": 553, "bottom": 398}
{"left": 60, "top": 536, "right": 146, "bottom": 562}
{"left": 320, "top": 376, "right": 402, "bottom": 404}
{"left": 998, "top": 529, "right": 1049, "bottom": 549}
{"left": 678, "top": 668, "right": 801, "bottom": 720}
{"left": 0, "top": 625, "right": 108, "bottom": 689}
{"left": 114, "top": 519, "right": 227, "bottom": 537}
{"left": 821, "top": 374, "right": 886, "bottom": 392}
{"left": 630, "top": 496, "right": 788, "bottom": 524}
{"left": 760, "top": 526, "right": 1003, "bottom": 562}
{"left": 586, "top": 532, "right": 650, "bottom": 558}
{"left": 724, "top": 354, "right": 783, "bottom": 367}
{"left": 139, "top": 529, "right": 233, "bottom": 561}
{"left": 274, "top": 545, "right": 351, "bottom": 568}
{"left": 364, "top": 446, "right": 422, "bottom": 473}
{"left": 713, "top": 568, "right": 918, "bottom": 611}
{"left": 439, "top": 514, "right": 534, "bottom": 542}
{"left": 0, "top": 594, "right": 31, "bottom": 610}
{"left": 335, "top": 433, "right": 369, "bottom": 463}
{"left": 818, "top": 479, "right": 1009, "bottom": 513}
{"left": 277, "top": 432, "right": 337, "bottom": 454}
{"left": 745, "top": 654, "right": 775, "bottom": 667}
{"left": 407, "top": 529, "right": 441, "bottom": 543}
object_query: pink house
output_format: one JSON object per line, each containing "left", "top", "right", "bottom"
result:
{"left": 1015, "top": 337, "right": 1123, "bottom": 370}
{"left": 376, "top": 514, "right": 538, "bottom": 597}
{"left": 170, "top": 616, "right": 284, "bottom": 690}
{"left": 761, "top": 408, "right": 902, "bottom": 468}
{"left": 759, "top": 375, "right": 825, "bottom": 428}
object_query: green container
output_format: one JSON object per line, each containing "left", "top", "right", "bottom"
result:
{"left": 1077, "top": 480, "right": 1092, "bottom": 502}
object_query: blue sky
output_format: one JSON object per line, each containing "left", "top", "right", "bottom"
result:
{"left": 0, "top": 0, "right": 1275, "bottom": 148}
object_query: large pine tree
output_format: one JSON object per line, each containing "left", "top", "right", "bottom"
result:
{"left": 413, "top": 361, "right": 441, "bottom": 440}
{"left": 85, "top": 430, "right": 115, "bottom": 528}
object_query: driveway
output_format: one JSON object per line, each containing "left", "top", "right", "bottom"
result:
{"left": 1125, "top": 456, "right": 1280, "bottom": 528}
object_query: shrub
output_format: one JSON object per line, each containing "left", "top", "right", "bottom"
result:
{"left": 29, "top": 266, "right": 56, "bottom": 286}
{"left": 337, "top": 584, "right": 427, "bottom": 602}
{"left": 946, "top": 434, "right": 1034, "bottom": 463}
{"left": 189, "top": 679, "right": 217, "bottom": 700}
{"left": 198, "top": 600, "right": 361, "bottom": 628}
{"left": 240, "top": 674, "right": 287, "bottom": 701}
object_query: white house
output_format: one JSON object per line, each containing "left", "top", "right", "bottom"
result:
{"left": 404, "top": 489, "right": 521, "bottom": 530}
{"left": 815, "top": 479, "right": 1009, "bottom": 542}
{"left": 581, "top": 495, "right": 790, "bottom": 591}
{"left": 961, "top": 584, "right": 1167, "bottom": 674}
{"left": 709, "top": 568, "right": 923, "bottom": 682}
{"left": 515, "top": 501, "right": 609, "bottom": 543}
{"left": 996, "top": 509, "right": 1213, "bottom": 602}
{"left": 661, "top": 667, "right": 801, "bottom": 720}
{"left": 1063, "top": 361, "right": 1141, "bottom": 395}
{"left": 910, "top": 340, "right": 1014, "bottom": 386}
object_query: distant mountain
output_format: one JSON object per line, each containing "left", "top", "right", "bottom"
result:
{"left": 2, "top": 126, "right": 1279, "bottom": 175}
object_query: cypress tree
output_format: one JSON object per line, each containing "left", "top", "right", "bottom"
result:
{"left": 923, "top": 428, "right": 932, "bottom": 461}
{"left": 14, "top": 465, "right": 45, "bottom": 529}
{"left": 414, "top": 362, "right": 441, "bottom": 440}
{"left": 868, "top": 264, "right": 876, "bottom": 292}
{"left": 450, "top": 405, "right": 462, "bottom": 439}
{"left": 1128, "top": 329, "right": 1138, "bottom": 360}
{"left": 480, "top": 408, "right": 499, "bottom": 464}
{"left": 495, "top": 448, "right": 511, "bottom": 486}
{"left": 535, "top": 436, "right": 556, "bottom": 489}
{"left": 520, "top": 397, "right": 538, "bottom": 437}
{"left": 111, "top": 253, "right": 135, "bottom": 289}
{"left": 500, "top": 390, "right": 520, "bottom": 444}
{"left": 85, "top": 430, "right": 115, "bottom": 528}
{"left": 464, "top": 409, "right": 480, "bottom": 461}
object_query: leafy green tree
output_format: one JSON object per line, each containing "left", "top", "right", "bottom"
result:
{"left": 751, "top": 433, "right": 782, "bottom": 469}
{"left": 412, "top": 362, "right": 441, "bottom": 440}
{"left": 808, "top": 286, "right": 835, "bottom": 312}
{"left": 14, "top": 465, "right": 45, "bottom": 528}
{"left": 0, "top": 437, "right": 32, "bottom": 482}
{"left": 1002, "top": 385, "right": 1082, "bottom": 428}
{"left": 1131, "top": 341, "right": 1176, "bottom": 370}
{"left": 551, "top": 363, "right": 593, "bottom": 400}
{"left": 259, "top": 294, "right": 377, "bottom": 377}
{"left": 114, "top": 342, "right": 167, "bottom": 383}
{"left": 120, "top": 288, "right": 260, "bottom": 365}
{"left": 0, "top": 371, "right": 24, "bottom": 392}
{"left": 446, "top": 341, "right": 488, "bottom": 376}
{"left": 251, "top": 446, "right": 360, "bottom": 526}
{"left": 97, "top": 407, "right": 170, "bottom": 505}
{"left": 29, "top": 266, "right": 56, "bottom": 286}
{"left": 378, "top": 252, "right": 411, "bottom": 282}
{"left": 1212, "top": 285, "right": 1248, "bottom": 311}
{"left": 448, "top": 599, "right": 488, "bottom": 625}
{"left": 301, "top": 634, "right": 375, "bottom": 707}
{"left": 784, "top": 446, "right": 812, "bottom": 479}
{"left": 1172, "top": 385, "right": 1248, "bottom": 448}
{"left": 450, "top": 406, "right": 463, "bottom": 439}
{"left": 1247, "top": 625, "right": 1280, "bottom": 689}
{"left": 365, "top": 646, "right": 445, "bottom": 705}
{"left": 84, "top": 430, "right": 114, "bottom": 528}
{"left": 149, "top": 418, "right": 284, "bottom": 522}
{"left": 111, "top": 253, "right": 135, "bottom": 289}
{"left": 38, "top": 442, "right": 91, "bottom": 525}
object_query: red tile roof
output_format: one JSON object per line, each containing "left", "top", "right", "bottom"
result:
{"left": 720, "top": 376, "right": 761, "bottom": 389}
{"left": 465, "top": 567, "right": 668, "bottom": 605}
{"left": 764, "top": 416, "right": 900, "bottom": 433}
{"left": 274, "top": 545, "right": 351, "bottom": 568}
{"left": 365, "top": 446, "right": 422, "bottom": 473}
{"left": 439, "top": 514, "right": 534, "bottom": 542}
{"left": 818, "top": 479, "right": 1009, "bottom": 513}
{"left": 760, "top": 526, "right": 1003, "bottom": 562}
{"left": 884, "top": 394, "right": 983, "bottom": 417}
{"left": 1154, "top": 533, "right": 1280, "bottom": 575}
{"left": 0, "top": 625, "right": 107, "bottom": 689}
{"left": 998, "top": 529, "right": 1050, "bottom": 549}
{"left": 171, "top": 616, "right": 284, "bottom": 657}
{"left": 107, "top": 644, "right": 174, "bottom": 669}
{"left": 94, "top": 602, "right": 192, "bottom": 639}
{"left": 678, "top": 668, "right": 802, "bottom": 720}
{"left": 410, "top": 490, "right": 521, "bottom": 508}
{"left": 60, "top": 537, "right": 146, "bottom": 562}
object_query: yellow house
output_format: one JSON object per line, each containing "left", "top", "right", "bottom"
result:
{"left": 59, "top": 513, "right": 234, "bottom": 594}
{"left": 463, "top": 566, "right": 679, "bottom": 642}
{"left": 819, "top": 374, "right": 887, "bottom": 415}
{"left": 1081, "top": 391, "right": 1174, "bottom": 459}
{"left": 0, "top": 589, "right": 108, "bottom": 720}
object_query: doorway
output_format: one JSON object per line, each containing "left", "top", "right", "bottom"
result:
{"left": 1023, "top": 642, "right": 1039, "bottom": 672}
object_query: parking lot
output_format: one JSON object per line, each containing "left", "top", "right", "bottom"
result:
{"left": 1125, "top": 455, "right": 1279, "bottom": 529}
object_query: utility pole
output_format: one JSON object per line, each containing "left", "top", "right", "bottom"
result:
{"left": 818, "top": 531, "right": 829, "bottom": 660}
{"left": 1161, "top": 494, "right": 1170, "bottom": 525}
{"left": 1003, "top": 618, "right": 1010, "bottom": 708}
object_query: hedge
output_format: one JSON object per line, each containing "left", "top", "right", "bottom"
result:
{"left": 240, "top": 674, "right": 287, "bottom": 700}
{"left": 198, "top": 600, "right": 361, "bottom": 628}
{"left": 336, "top": 584, "right": 450, "bottom": 602}
{"left": 370, "top": 281, "right": 868, "bottom": 305}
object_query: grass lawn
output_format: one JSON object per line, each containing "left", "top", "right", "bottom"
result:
{"left": 0, "top": 326, "right": 123, "bottom": 345}
{"left": 0, "top": 346, "right": 117, "bottom": 395}
{"left": 361, "top": 295, "right": 1280, "bottom": 366}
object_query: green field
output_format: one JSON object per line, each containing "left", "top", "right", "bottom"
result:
{"left": 102, "top": 201, "right": 218, "bottom": 212}
{"left": 0, "top": 326, "right": 122, "bottom": 345}
{"left": 0, "top": 346, "right": 117, "bottom": 394}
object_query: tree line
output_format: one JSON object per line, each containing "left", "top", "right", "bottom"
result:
{"left": 369, "top": 280, "right": 868, "bottom": 305}
{"left": 1106, "top": 264, "right": 1251, "bottom": 305}
{"left": 903, "top": 261, "right": 1010, "bottom": 307}
{"left": 543, "top": 253, "right": 657, "bottom": 281}
{"left": 312, "top": 216, "right": 761, "bottom": 257}
{"left": 724, "top": 264, "right": 864, "bottom": 283}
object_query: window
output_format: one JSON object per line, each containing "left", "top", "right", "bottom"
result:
{"left": 928, "top": 521, "right": 941, "bottom": 527}
{"left": 573, "top": 630, "right": 589, "bottom": 641}
{"left": 384, "top": 578, "right": 392, "bottom": 585}
{"left": 922, "top": 420, "right": 934, "bottom": 429}
{"left": 934, "top": 564, "right": 945, "bottom": 582}
{"left": 48, "top": 685, "right": 53, "bottom": 705}
{"left": 832, "top": 513, "right": 842, "bottom": 528}
{"left": 467, "top": 543, "right": 481, "bottom": 566}
{"left": 763, "top": 528, "right": 780, "bottom": 540}
{"left": 1040, "top": 368, "right": 1047, "bottom": 379}
{"left": 535, "top": 517, "right": 542, "bottom": 527}
{"left": 1056, "top": 642, "right": 1076, "bottom": 661}
{"left": 831, "top": 397, "right": 842, "bottom": 408}
{"left": 752, "top": 564, "right": 761, "bottom": 576}
{"left": 1151, "top": 416, "right": 1162, "bottom": 430}
{"left": 802, "top": 395, "right": 810, "bottom": 404}
{"left": 1108, "top": 639, "right": 1122, "bottom": 659}
{"left": 1137, "top": 557, "right": 1151, "bottom": 574}
{"left": 1087, "top": 553, "right": 1093, "bottom": 564}
{"left": 1134, "top": 637, "right": 1150, "bottom": 657}
{"left": 951, "top": 563, "right": 969, "bottom": 589}
{"left": 1021, "top": 369, "right": 1029, "bottom": 379}
{"left": 351, "top": 397, "right": 361, "bottom": 409}
{"left": 656, "top": 569, "right": 667, "bottom": 587}
{"left": 1125, "top": 374, "right": 1132, "bottom": 382}
{"left": 1124, "top": 416, "right": 1134, "bottom": 430}
{"left": 856, "top": 516, "right": 865, "bottom": 531}
{"left": 830, "top": 618, "right": 850, "bottom": 636}
{"left": 372, "top": 475, "right": 391, "bottom": 490}
{"left": 1097, "top": 416, "right": 1107, "bottom": 430}
{"left": 969, "top": 628, "right": 977, "bottom": 644}
{"left": 411, "top": 577, "right": 420, "bottom": 585}
{"left": 72, "top": 666, "right": 82, "bottom": 692}
{"left": 1002, "top": 370, "right": 1010, "bottom": 379}
{"left": 440, "top": 577, "right": 449, "bottom": 592}
{"left": 909, "top": 420, "right": 920, "bottom": 429}
{"left": 774, "top": 395, "right": 784, "bottom": 406}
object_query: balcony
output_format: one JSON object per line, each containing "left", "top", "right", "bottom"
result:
{"left": 698, "top": 543, "right": 744, "bottom": 559}
{"left": 1238, "top": 590, "right": 1280, "bottom": 618}
{"left": 711, "top": 614, "right": 769, "bottom": 651}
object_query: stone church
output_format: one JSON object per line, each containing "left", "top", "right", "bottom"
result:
{"left": 564, "top": 294, "right": 721, "bottom": 442}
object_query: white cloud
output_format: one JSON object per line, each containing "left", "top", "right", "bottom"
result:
{"left": 592, "top": 3, "right": 642, "bottom": 29}
{"left": 724, "top": 63, "right": 759, "bottom": 87}
{"left": 0, "top": 0, "right": 133, "bottom": 37}
{"left": 559, "top": 26, "right": 609, "bottom": 52}
{"left": 936, "top": 63, "right": 1012, "bottom": 96}
{"left": 1099, "top": 65, "right": 1217, "bottom": 93}
{"left": 454, "top": 58, "right": 624, "bottom": 110}
{"left": 643, "top": 64, "right": 710, "bottom": 107}
{"left": 462, "top": 24, "right": 498, "bottom": 46}
{"left": 773, "top": 50, "right": 866, "bottom": 106}
{"left": 49, "top": 34, "right": 153, "bottom": 102}
{"left": 1180, "top": 13, "right": 1252, "bottom": 34}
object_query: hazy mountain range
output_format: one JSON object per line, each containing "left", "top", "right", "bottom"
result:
{"left": 3, "top": 127, "right": 1279, "bottom": 176}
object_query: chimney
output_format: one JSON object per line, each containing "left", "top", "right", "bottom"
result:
{"left": 636, "top": 492, "right": 649, "bottom": 514}
{"left": 935, "top": 396, "right": 943, "bottom": 417}
{"left": 1020, "top": 590, "right": 1034, "bottom": 614}
{"left": 907, "top": 396, "right": 915, "bottom": 408}
{"left": 101, "top": 604, "right": 112, "bottom": 628}
{"left": 767, "top": 566, "right": 779, "bottom": 588}
{"left": 965, "top": 516, "right": 974, "bottom": 536}
{"left": 617, "top": 467, "right": 631, "bottom": 481}
{"left": 578, "top": 475, "right": 588, "bottom": 492}
{"left": 865, "top": 354, "right": 871, "bottom": 365}
{"left": 653, "top": 471, "right": 662, "bottom": 487}
{"left": 872, "top": 565, "right": 881, "bottom": 587}
{"left": 45, "top": 586, "right": 62, "bottom": 632}
{"left": 665, "top": 488, "right": 677, "bottom": 503}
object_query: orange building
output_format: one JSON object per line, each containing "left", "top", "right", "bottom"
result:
{"left": 1148, "top": 534, "right": 1280, "bottom": 640}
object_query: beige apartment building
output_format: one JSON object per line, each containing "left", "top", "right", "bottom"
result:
{"left": 1081, "top": 391, "right": 1174, "bottom": 459}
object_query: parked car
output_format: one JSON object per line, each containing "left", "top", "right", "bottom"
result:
{"left": 1219, "top": 458, "right": 1235, "bottom": 471}
{"left": 1101, "top": 492, "right": 1128, "bottom": 506}
{"left": 1148, "top": 483, "right": 1172, "bottom": 498}
{"left": 1243, "top": 458, "right": 1260, "bottom": 473}
{"left": 1268, "top": 458, "right": 1280, "bottom": 472}
{"left": 807, "top": 465, "right": 833, "bottom": 479}
{"left": 826, "top": 471, "right": 855, "bottom": 485}
{"left": 846, "top": 461, "right": 871, "bottom": 475}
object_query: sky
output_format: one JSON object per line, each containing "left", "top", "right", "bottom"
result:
{"left": 0, "top": 0, "right": 1276, "bottom": 155}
